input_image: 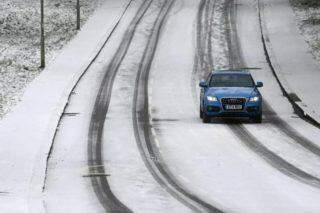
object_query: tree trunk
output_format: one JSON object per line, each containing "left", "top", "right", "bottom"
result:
{"left": 40, "top": 0, "right": 45, "bottom": 68}
{"left": 76, "top": 0, "right": 80, "bottom": 30}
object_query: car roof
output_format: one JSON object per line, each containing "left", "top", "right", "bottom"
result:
{"left": 212, "top": 69, "right": 251, "bottom": 75}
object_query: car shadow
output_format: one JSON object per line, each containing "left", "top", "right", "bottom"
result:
{"left": 206, "top": 117, "right": 271, "bottom": 125}
{"left": 208, "top": 117, "right": 252, "bottom": 124}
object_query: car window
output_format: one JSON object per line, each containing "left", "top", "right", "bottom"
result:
{"left": 209, "top": 73, "right": 254, "bottom": 87}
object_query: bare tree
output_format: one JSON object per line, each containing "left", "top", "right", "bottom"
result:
{"left": 40, "top": 0, "right": 45, "bottom": 68}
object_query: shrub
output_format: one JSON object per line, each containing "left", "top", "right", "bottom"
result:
{"left": 292, "top": 0, "right": 320, "bottom": 8}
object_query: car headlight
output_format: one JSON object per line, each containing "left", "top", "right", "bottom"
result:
{"left": 207, "top": 96, "right": 218, "bottom": 102}
{"left": 249, "top": 96, "right": 260, "bottom": 102}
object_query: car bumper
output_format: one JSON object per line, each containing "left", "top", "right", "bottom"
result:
{"left": 204, "top": 101, "right": 262, "bottom": 117}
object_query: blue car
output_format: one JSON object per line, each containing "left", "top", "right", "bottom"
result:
{"left": 199, "top": 70, "right": 263, "bottom": 123}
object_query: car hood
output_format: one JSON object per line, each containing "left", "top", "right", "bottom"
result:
{"left": 206, "top": 87, "right": 257, "bottom": 98}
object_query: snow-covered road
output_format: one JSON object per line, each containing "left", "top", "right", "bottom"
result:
{"left": 2, "top": 0, "right": 320, "bottom": 212}
{"left": 43, "top": 1, "right": 146, "bottom": 211}
{"left": 149, "top": 0, "right": 320, "bottom": 212}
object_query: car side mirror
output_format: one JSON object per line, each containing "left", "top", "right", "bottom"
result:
{"left": 256, "top": 81, "right": 263, "bottom": 88}
{"left": 199, "top": 81, "right": 207, "bottom": 88}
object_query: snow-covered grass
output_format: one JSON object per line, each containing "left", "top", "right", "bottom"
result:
{"left": 290, "top": 0, "right": 320, "bottom": 63}
{"left": 0, "top": 0, "right": 103, "bottom": 118}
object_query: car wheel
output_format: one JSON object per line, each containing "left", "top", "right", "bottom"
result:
{"left": 200, "top": 107, "right": 203, "bottom": 119}
{"left": 202, "top": 113, "right": 210, "bottom": 123}
{"left": 252, "top": 114, "right": 262, "bottom": 123}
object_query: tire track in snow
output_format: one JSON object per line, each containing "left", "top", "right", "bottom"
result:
{"left": 194, "top": 0, "right": 216, "bottom": 81}
{"left": 132, "top": 0, "right": 223, "bottom": 212}
{"left": 225, "top": 0, "right": 320, "bottom": 188}
{"left": 227, "top": 0, "right": 320, "bottom": 159}
{"left": 228, "top": 124, "right": 320, "bottom": 188}
{"left": 87, "top": 1, "right": 153, "bottom": 212}
{"left": 193, "top": 0, "right": 320, "bottom": 189}
{"left": 42, "top": 0, "right": 134, "bottom": 193}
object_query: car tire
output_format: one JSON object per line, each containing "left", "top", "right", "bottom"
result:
{"left": 200, "top": 107, "right": 203, "bottom": 119}
{"left": 252, "top": 114, "right": 262, "bottom": 123}
{"left": 202, "top": 113, "right": 210, "bottom": 123}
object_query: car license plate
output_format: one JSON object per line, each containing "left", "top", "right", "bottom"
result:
{"left": 225, "top": 105, "right": 242, "bottom": 110}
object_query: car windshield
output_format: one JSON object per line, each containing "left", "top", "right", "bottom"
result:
{"left": 209, "top": 73, "right": 254, "bottom": 87}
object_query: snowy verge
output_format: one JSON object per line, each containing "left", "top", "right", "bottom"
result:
{"left": 0, "top": 0, "right": 131, "bottom": 211}
{"left": 259, "top": 0, "right": 320, "bottom": 126}
{"left": 289, "top": 0, "right": 320, "bottom": 63}
{"left": 0, "top": 0, "right": 103, "bottom": 117}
